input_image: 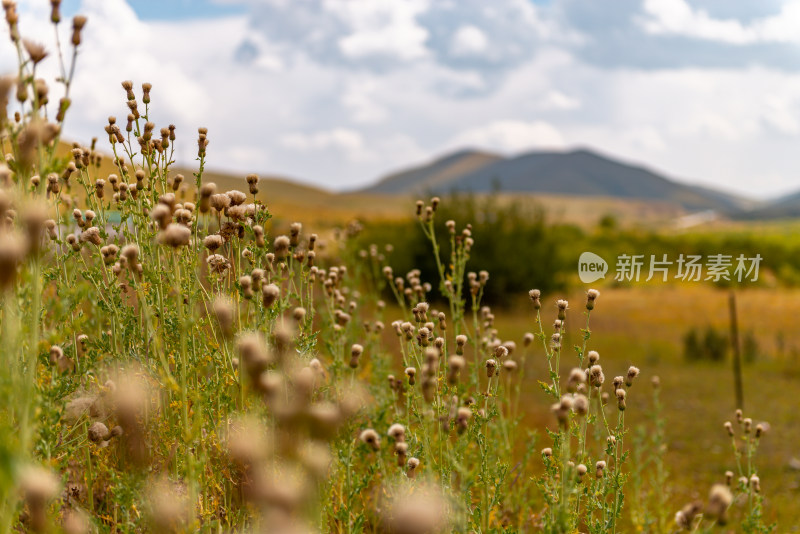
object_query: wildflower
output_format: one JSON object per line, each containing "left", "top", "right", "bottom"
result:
{"left": 502, "top": 359, "right": 518, "bottom": 373}
{"left": 523, "top": 332, "right": 534, "bottom": 346}
{"left": 589, "top": 364, "right": 605, "bottom": 387}
{"left": 595, "top": 460, "right": 606, "bottom": 479}
{"left": 394, "top": 442, "right": 408, "bottom": 467}
{"left": 725, "top": 470, "right": 734, "bottom": 486}
{"left": 71, "top": 15, "right": 87, "bottom": 46}
{"left": 626, "top": 365, "right": 640, "bottom": 387}
{"left": 456, "top": 406, "right": 471, "bottom": 434}
{"left": 212, "top": 296, "right": 234, "bottom": 338}
{"left": 0, "top": 232, "right": 25, "bottom": 290}
{"left": 750, "top": 474, "right": 760, "bottom": 493}
{"left": 406, "top": 457, "right": 420, "bottom": 478}
{"left": 706, "top": 484, "right": 733, "bottom": 524}
{"left": 542, "top": 447, "right": 552, "bottom": 458}
{"left": 405, "top": 367, "right": 416, "bottom": 386}
{"left": 743, "top": 418, "right": 752, "bottom": 434}
{"left": 586, "top": 288, "right": 600, "bottom": 310}
{"left": 150, "top": 203, "right": 171, "bottom": 230}
{"left": 209, "top": 193, "right": 230, "bottom": 213}
{"left": 388, "top": 423, "right": 406, "bottom": 442}
{"left": 246, "top": 173, "right": 259, "bottom": 195}
{"left": 252, "top": 224, "right": 265, "bottom": 247}
{"left": 736, "top": 409, "right": 743, "bottom": 424}
{"left": 349, "top": 343, "right": 363, "bottom": 368}
{"left": 203, "top": 234, "right": 223, "bottom": 252}
{"left": 675, "top": 502, "right": 702, "bottom": 530}
{"left": 551, "top": 396, "right": 573, "bottom": 425}
{"left": 157, "top": 224, "right": 190, "bottom": 248}
{"left": 381, "top": 484, "right": 447, "bottom": 534}
{"left": 447, "top": 355, "right": 465, "bottom": 385}
{"left": 567, "top": 367, "right": 586, "bottom": 392}
{"left": 613, "top": 376, "right": 624, "bottom": 391}
{"left": 226, "top": 189, "right": 246, "bottom": 207}
{"left": 50, "top": 0, "right": 61, "bottom": 23}
{"left": 236, "top": 333, "right": 271, "bottom": 378}
{"left": 556, "top": 299, "right": 568, "bottom": 320}
{"left": 88, "top": 421, "right": 110, "bottom": 443}
{"left": 723, "top": 421, "right": 734, "bottom": 437}
{"left": 529, "top": 289, "right": 541, "bottom": 309}
{"left": 588, "top": 350, "right": 600, "bottom": 364}
{"left": 651, "top": 375, "right": 660, "bottom": 388}
{"left": 198, "top": 183, "right": 216, "bottom": 213}
{"left": 755, "top": 422, "right": 767, "bottom": 438}
{"left": 359, "top": 428, "right": 380, "bottom": 451}
{"left": 19, "top": 465, "right": 60, "bottom": 532}
{"left": 455, "top": 334, "right": 467, "bottom": 355}
{"left": 290, "top": 222, "right": 302, "bottom": 246}
{"left": 206, "top": 254, "right": 230, "bottom": 274}
{"left": 573, "top": 394, "right": 589, "bottom": 416}
{"left": 485, "top": 359, "right": 497, "bottom": 378}
{"left": 577, "top": 463, "right": 588, "bottom": 480}
{"left": 292, "top": 306, "right": 306, "bottom": 322}
{"left": 273, "top": 235, "right": 290, "bottom": 259}
{"left": 80, "top": 226, "right": 102, "bottom": 246}
{"left": 616, "top": 388, "right": 626, "bottom": 411}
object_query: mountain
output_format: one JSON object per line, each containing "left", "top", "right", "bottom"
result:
{"left": 363, "top": 149, "right": 502, "bottom": 194}
{"left": 733, "top": 189, "right": 800, "bottom": 220}
{"left": 363, "top": 147, "right": 752, "bottom": 213}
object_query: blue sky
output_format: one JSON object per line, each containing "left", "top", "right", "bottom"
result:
{"left": 6, "top": 0, "right": 800, "bottom": 197}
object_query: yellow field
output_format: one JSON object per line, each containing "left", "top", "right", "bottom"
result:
{"left": 491, "top": 285, "right": 800, "bottom": 527}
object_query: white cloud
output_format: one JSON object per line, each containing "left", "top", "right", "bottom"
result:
{"left": 541, "top": 90, "right": 581, "bottom": 110}
{"left": 449, "top": 25, "right": 489, "bottom": 57}
{"left": 640, "top": 0, "right": 800, "bottom": 45}
{"left": 6, "top": 0, "right": 800, "bottom": 197}
{"left": 281, "top": 128, "right": 369, "bottom": 161}
{"left": 329, "top": 0, "right": 430, "bottom": 61}
{"left": 449, "top": 120, "right": 566, "bottom": 153}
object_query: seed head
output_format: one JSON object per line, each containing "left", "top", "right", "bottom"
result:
{"left": 573, "top": 394, "right": 589, "bottom": 416}
{"left": 523, "top": 332, "right": 534, "bottom": 346}
{"left": 528, "top": 289, "right": 541, "bottom": 309}
{"left": 589, "top": 364, "right": 604, "bottom": 387}
{"left": 88, "top": 421, "right": 110, "bottom": 443}
{"left": 626, "top": 365, "right": 640, "bottom": 387}
{"left": 262, "top": 283, "right": 280, "bottom": 307}
{"left": 485, "top": 358, "right": 497, "bottom": 378}
{"left": 71, "top": 15, "right": 87, "bottom": 46}
{"left": 723, "top": 421, "right": 734, "bottom": 437}
{"left": 359, "top": 428, "right": 380, "bottom": 451}
{"left": 158, "top": 224, "right": 190, "bottom": 247}
{"left": 388, "top": 423, "right": 406, "bottom": 442}
{"left": 586, "top": 288, "right": 600, "bottom": 310}
{"left": 706, "top": 484, "right": 733, "bottom": 524}
{"left": 273, "top": 235, "right": 290, "bottom": 259}
{"left": 595, "top": 460, "right": 606, "bottom": 479}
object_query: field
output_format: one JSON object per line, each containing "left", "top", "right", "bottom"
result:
{"left": 490, "top": 286, "right": 800, "bottom": 528}
{"left": 1, "top": 4, "right": 798, "bottom": 534}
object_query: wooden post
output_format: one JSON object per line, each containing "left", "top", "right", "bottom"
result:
{"left": 729, "top": 291, "right": 744, "bottom": 410}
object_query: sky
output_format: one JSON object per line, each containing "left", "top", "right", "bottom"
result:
{"left": 5, "top": 0, "right": 800, "bottom": 198}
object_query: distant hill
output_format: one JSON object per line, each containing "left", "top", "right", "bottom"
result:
{"left": 365, "top": 149, "right": 502, "bottom": 194}
{"left": 733, "top": 189, "right": 800, "bottom": 220}
{"left": 363, "top": 148, "right": 752, "bottom": 213}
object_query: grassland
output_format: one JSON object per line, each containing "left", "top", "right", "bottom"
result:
{"left": 486, "top": 285, "right": 800, "bottom": 528}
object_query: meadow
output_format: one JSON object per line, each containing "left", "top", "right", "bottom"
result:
{"left": 0, "top": 3, "right": 794, "bottom": 533}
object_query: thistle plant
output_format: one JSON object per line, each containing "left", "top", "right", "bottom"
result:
{"left": 0, "top": 3, "right": 780, "bottom": 533}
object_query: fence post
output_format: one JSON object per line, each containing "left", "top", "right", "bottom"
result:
{"left": 729, "top": 291, "right": 744, "bottom": 410}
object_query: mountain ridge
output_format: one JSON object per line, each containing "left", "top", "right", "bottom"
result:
{"left": 362, "top": 147, "right": 754, "bottom": 213}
